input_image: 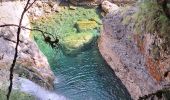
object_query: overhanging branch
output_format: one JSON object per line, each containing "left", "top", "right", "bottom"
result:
{"left": 0, "top": 24, "right": 59, "bottom": 48}
{"left": 5, "top": 0, "right": 37, "bottom": 99}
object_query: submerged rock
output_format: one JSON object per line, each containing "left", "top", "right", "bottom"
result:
{"left": 61, "top": 32, "right": 95, "bottom": 55}
{"left": 76, "top": 20, "right": 98, "bottom": 32}
{"left": 60, "top": 18, "right": 100, "bottom": 55}
{"left": 0, "top": 2, "right": 54, "bottom": 89}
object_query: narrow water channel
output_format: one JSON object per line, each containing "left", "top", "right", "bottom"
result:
{"left": 31, "top": 6, "right": 131, "bottom": 100}
{"left": 52, "top": 41, "right": 131, "bottom": 100}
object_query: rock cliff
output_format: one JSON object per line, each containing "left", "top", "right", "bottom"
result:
{"left": 98, "top": 6, "right": 170, "bottom": 99}
{"left": 0, "top": 1, "right": 55, "bottom": 89}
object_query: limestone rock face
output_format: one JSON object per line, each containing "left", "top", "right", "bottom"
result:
{"left": 0, "top": 2, "right": 55, "bottom": 89}
{"left": 98, "top": 7, "right": 164, "bottom": 99}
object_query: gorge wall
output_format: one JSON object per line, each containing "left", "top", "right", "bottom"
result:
{"left": 0, "top": 1, "right": 55, "bottom": 89}
{"left": 99, "top": 3, "right": 170, "bottom": 99}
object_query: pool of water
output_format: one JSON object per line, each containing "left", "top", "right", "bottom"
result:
{"left": 52, "top": 41, "right": 131, "bottom": 100}
{"left": 31, "top": 6, "right": 131, "bottom": 100}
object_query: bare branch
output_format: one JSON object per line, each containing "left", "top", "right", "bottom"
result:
{"left": 5, "top": 0, "right": 37, "bottom": 99}
{"left": 25, "top": 0, "right": 36, "bottom": 11}
{"left": 0, "top": 24, "right": 55, "bottom": 38}
{"left": 0, "top": 24, "right": 59, "bottom": 48}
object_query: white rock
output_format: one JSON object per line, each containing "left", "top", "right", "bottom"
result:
{"left": 52, "top": 4, "right": 61, "bottom": 12}
{"left": 36, "top": 1, "right": 43, "bottom": 8}
{"left": 0, "top": 1, "right": 54, "bottom": 89}
{"left": 101, "top": 1, "right": 119, "bottom": 13}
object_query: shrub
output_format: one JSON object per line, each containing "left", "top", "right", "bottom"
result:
{"left": 133, "top": 0, "right": 170, "bottom": 53}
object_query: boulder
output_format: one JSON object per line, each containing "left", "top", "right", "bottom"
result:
{"left": 61, "top": 32, "right": 95, "bottom": 55}
{"left": 76, "top": 20, "right": 98, "bottom": 32}
{"left": 0, "top": 2, "right": 54, "bottom": 89}
{"left": 101, "top": 1, "right": 119, "bottom": 13}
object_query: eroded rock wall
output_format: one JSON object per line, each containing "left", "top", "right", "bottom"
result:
{"left": 98, "top": 7, "right": 168, "bottom": 99}
{"left": 0, "top": 1, "right": 54, "bottom": 89}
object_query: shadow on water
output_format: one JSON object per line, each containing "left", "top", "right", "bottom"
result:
{"left": 31, "top": 5, "right": 132, "bottom": 100}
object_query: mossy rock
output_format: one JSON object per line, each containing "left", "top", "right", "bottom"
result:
{"left": 76, "top": 20, "right": 98, "bottom": 32}
{"left": 61, "top": 32, "right": 95, "bottom": 55}
{"left": 0, "top": 89, "right": 35, "bottom": 100}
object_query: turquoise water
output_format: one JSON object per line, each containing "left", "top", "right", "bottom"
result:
{"left": 52, "top": 41, "right": 131, "bottom": 100}
{"left": 34, "top": 38, "right": 131, "bottom": 100}
{"left": 32, "top": 6, "right": 131, "bottom": 100}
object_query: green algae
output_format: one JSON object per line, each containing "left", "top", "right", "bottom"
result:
{"left": 61, "top": 32, "right": 95, "bottom": 55}
{"left": 31, "top": 6, "right": 132, "bottom": 100}
{"left": 31, "top": 6, "right": 102, "bottom": 55}
{"left": 76, "top": 20, "right": 98, "bottom": 32}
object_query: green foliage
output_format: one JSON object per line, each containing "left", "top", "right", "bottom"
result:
{"left": 0, "top": 89, "right": 35, "bottom": 100}
{"left": 133, "top": 0, "right": 170, "bottom": 52}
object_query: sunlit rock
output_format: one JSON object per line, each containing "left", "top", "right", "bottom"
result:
{"left": 98, "top": 6, "right": 163, "bottom": 99}
{"left": 76, "top": 20, "right": 98, "bottom": 32}
{"left": 101, "top": 1, "right": 119, "bottom": 13}
{"left": 61, "top": 32, "right": 95, "bottom": 55}
{"left": 0, "top": 1, "right": 54, "bottom": 90}
{"left": 69, "top": 5, "right": 77, "bottom": 10}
